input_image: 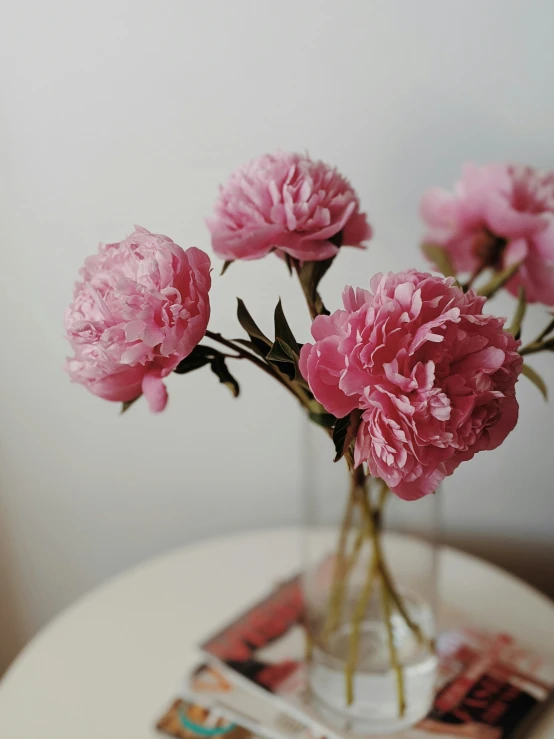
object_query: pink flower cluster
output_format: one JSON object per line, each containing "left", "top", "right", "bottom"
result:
{"left": 421, "top": 163, "right": 554, "bottom": 304}
{"left": 300, "top": 270, "right": 522, "bottom": 500}
{"left": 207, "top": 152, "right": 372, "bottom": 263}
{"left": 65, "top": 227, "right": 211, "bottom": 412}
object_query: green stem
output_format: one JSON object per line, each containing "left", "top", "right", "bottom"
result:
{"left": 357, "top": 484, "right": 406, "bottom": 716}
{"left": 519, "top": 342, "right": 543, "bottom": 357}
{"left": 322, "top": 486, "right": 356, "bottom": 640}
{"left": 373, "top": 477, "right": 389, "bottom": 530}
{"left": 359, "top": 488, "right": 426, "bottom": 648}
{"left": 344, "top": 522, "right": 365, "bottom": 578}
{"left": 304, "top": 630, "right": 314, "bottom": 662}
{"left": 345, "top": 470, "right": 383, "bottom": 704}
{"left": 519, "top": 317, "right": 554, "bottom": 356}
{"left": 323, "top": 508, "right": 367, "bottom": 647}
{"left": 381, "top": 578, "right": 406, "bottom": 717}
{"left": 205, "top": 330, "right": 310, "bottom": 406}
{"left": 345, "top": 559, "right": 378, "bottom": 705}
{"left": 299, "top": 281, "right": 325, "bottom": 320}
{"left": 477, "top": 261, "right": 521, "bottom": 299}
{"left": 537, "top": 316, "right": 554, "bottom": 342}
{"left": 347, "top": 474, "right": 387, "bottom": 570}
{"left": 205, "top": 331, "right": 276, "bottom": 377}
{"left": 377, "top": 478, "right": 389, "bottom": 509}
{"left": 380, "top": 559, "right": 426, "bottom": 646}
{"left": 509, "top": 286, "right": 526, "bottom": 339}
{"left": 461, "top": 264, "right": 485, "bottom": 292}
{"left": 291, "top": 260, "right": 328, "bottom": 321}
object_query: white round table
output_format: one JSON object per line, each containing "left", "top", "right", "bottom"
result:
{"left": 1, "top": 527, "right": 554, "bottom": 738}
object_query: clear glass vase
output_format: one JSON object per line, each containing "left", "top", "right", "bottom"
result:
{"left": 302, "top": 421, "right": 440, "bottom": 736}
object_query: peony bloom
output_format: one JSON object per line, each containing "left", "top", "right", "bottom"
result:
{"left": 299, "top": 270, "right": 522, "bottom": 500}
{"left": 421, "top": 163, "right": 554, "bottom": 304}
{"left": 65, "top": 227, "right": 211, "bottom": 412}
{"left": 207, "top": 152, "right": 372, "bottom": 263}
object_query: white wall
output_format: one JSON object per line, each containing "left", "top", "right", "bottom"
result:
{"left": 2, "top": 0, "right": 554, "bottom": 674}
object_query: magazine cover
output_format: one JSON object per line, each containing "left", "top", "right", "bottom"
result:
{"left": 189, "top": 663, "right": 311, "bottom": 739}
{"left": 157, "top": 693, "right": 276, "bottom": 739}
{"left": 199, "top": 578, "right": 554, "bottom": 739}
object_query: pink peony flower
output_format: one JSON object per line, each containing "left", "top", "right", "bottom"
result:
{"left": 65, "top": 227, "right": 211, "bottom": 412}
{"left": 300, "top": 270, "right": 522, "bottom": 500}
{"left": 421, "top": 163, "right": 554, "bottom": 304}
{"left": 207, "top": 152, "right": 372, "bottom": 263}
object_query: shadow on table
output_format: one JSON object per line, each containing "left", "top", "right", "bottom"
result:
{"left": 0, "top": 509, "right": 26, "bottom": 676}
{"left": 445, "top": 532, "right": 554, "bottom": 601}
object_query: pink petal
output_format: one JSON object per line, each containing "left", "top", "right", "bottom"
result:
{"left": 392, "top": 465, "right": 446, "bottom": 500}
{"left": 306, "top": 201, "right": 356, "bottom": 242}
{"left": 486, "top": 196, "right": 547, "bottom": 239}
{"left": 503, "top": 237, "right": 528, "bottom": 267}
{"left": 278, "top": 236, "right": 339, "bottom": 261}
{"left": 208, "top": 222, "right": 281, "bottom": 261}
{"left": 420, "top": 188, "right": 457, "bottom": 230}
{"left": 342, "top": 211, "right": 372, "bottom": 246}
{"left": 142, "top": 371, "right": 169, "bottom": 412}
{"left": 454, "top": 346, "right": 505, "bottom": 374}
{"left": 89, "top": 367, "right": 144, "bottom": 402}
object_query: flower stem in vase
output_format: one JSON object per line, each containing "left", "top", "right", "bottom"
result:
{"left": 359, "top": 483, "right": 428, "bottom": 646}
{"left": 381, "top": 577, "right": 406, "bottom": 717}
{"left": 344, "top": 557, "right": 378, "bottom": 705}
{"left": 364, "top": 489, "right": 428, "bottom": 650}
{"left": 379, "top": 558, "right": 426, "bottom": 647}
{"left": 343, "top": 522, "right": 365, "bottom": 580}
{"left": 304, "top": 629, "right": 314, "bottom": 662}
{"left": 322, "top": 487, "right": 355, "bottom": 641}
{"left": 344, "top": 469, "right": 407, "bottom": 716}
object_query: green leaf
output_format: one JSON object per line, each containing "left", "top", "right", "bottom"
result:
{"left": 266, "top": 338, "right": 302, "bottom": 381}
{"left": 234, "top": 337, "right": 275, "bottom": 361}
{"left": 284, "top": 253, "right": 294, "bottom": 276}
{"left": 306, "top": 398, "right": 336, "bottom": 428}
{"left": 477, "top": 262, "right": 520, "bottom": 299}
{"left": 188, "top": 345, "right": 218, "bottom": 357}
{"left": 173, "top": 356, "right": 212, "bottom": 374}
{"left": 261, "top": 301, "right": 301, "bottom": 380}
{"left": 210, "top": 355, "right": 240, "bottom": 398}
{"left": 220, "top": 260, "right": 233, "bottom": 276}
{"left": 174, "top": 345, "right": 217, "bottom": 374}
{"left": 509, "top": 287, "right": 526, "bottom": 339}
{"left": 332, "top": 410, "right": 362, "bottom": 462}
{"left": 332, "top": 415, "right": 352, "bottom": 462}
{"left": 174, "top": 345, "right": 240, "bottom": 397}
{"left": 274, "top": 299, "right": 299, "bottom": 353}
{"left": 308, "top": 410, "right": 336, "bottom": 428}
{"left": 236, "top": 338, "right": 301, "bottom": 387}
{"left": 421, "top": 243, "right": 456, "bottom": 278}
{"left": 267, "top": 338, "right": 298, "bottom": 364}
{"left": 236, "top": 299, "right": 272, "bottom": 347}
{"left": 233, "top": 338, "right": 268, "bottom": 359}
{"left": 121, "top": 397, "right": 140, "bottom": 414}
{"left": 521, "top": 363, "right": 548, "bottom": 400}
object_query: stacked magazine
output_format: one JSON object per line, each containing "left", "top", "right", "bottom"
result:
{"left": 156, "top": 575, "right": 554, "bottom": 739}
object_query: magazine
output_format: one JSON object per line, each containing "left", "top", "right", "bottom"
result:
{"left": 156, "top": 692, "right": 277, "bottom": 739}
{"left": 196, "top": 576, "right": 554, "bottom": 739}
{"left": 189, "top": 664, "right": 311, "bottom": 739}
